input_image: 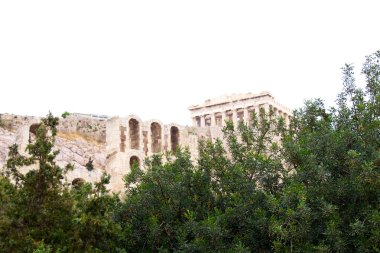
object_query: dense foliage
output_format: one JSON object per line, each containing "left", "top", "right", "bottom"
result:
{"left": 0, "top": 51, "right": 379, "bottom": 252}
{"left": 0, "top": 113, "right": 123, "bottom": 253}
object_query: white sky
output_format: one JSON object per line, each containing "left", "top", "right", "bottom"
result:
{"left": 1, "top": 1, "right": 379, "bottom": 125}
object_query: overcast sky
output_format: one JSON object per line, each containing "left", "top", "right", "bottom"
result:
{"left": 1, "top": 1, "right": 379, "bottom": 125}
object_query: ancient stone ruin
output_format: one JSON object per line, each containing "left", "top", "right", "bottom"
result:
{"left": 188, "top": 91, "right": 292, "bottom": 140}
{"left": 0, "top": 92, "right": 292, "bottom": 192}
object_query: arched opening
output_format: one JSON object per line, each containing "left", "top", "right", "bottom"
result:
{"left": 170, "top": 126, "right": 180, "bottom": 152}
{"left": 72, "top": 178, "right": 85, "bottom": 188}
{"left": 151, "top": 122, "right": 162, "bottom": 153}
{"left": 129, "top": 118, "right": 140, "bottom": 150}
{"left": 29, "top": 123, "right": 41, "bottom": 143}
{"left": 29, "top": 123, "right": 40, "bottom": 135}
{"left": 129, "top": 156, "right": 140, "bottom": 168}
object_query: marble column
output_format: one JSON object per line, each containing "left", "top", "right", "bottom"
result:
{"left": 211, "top": 113, "right": 216, "bottom": 126}
{"left": 232, "top": 109, "right": 238, "bottom": 126}
{"left": 200, "top": 115, "right": 206, "bottom": 127}
{"left": 243, "top": 108, "right": 249, "bottom": 123}
{"left": 221, "top": 111, "right": 227, "bottom": 127}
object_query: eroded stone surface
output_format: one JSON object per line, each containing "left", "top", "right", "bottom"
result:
{"left": 0, "top": 92, "right": 292, "bottom": 192}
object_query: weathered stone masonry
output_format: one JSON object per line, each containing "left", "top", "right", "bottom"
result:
{"left": 0, "top": 92, "right": 292, "bottom": 192}
{"left": 105, "top": 115, "right": 198, "bottom": 192}
{"left": 188, "top": 92, "right": 292, "bottom": 140}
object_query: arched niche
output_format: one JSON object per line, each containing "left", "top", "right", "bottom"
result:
{"left": 170, "top": 126, "right": 180, "bottom": 152}
{"left": 129, "top": 118, "right": 140, "bottom": 150}
{"left": 129, "top": 155, "right": 140, "bottom": 168}
{"left": 29, "top": 123, "right": 41, "bottom": 142}
{"left": 151, "top": 122, "right": 162, "bottom": 153}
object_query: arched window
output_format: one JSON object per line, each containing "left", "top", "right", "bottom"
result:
{"left": 129, "top": 118, "right": 140, "bottom": 150}
{"left": 151, "top": 122, "right": 162, "bottom": 153}
{"left": 170, "top": 126, "right": 180, "bottom": 152}
{"left": 129, "top": 156, "right": 140, "bottom": 168}
{"left": 29, "top": 123, "right": 40, "bottom": 143}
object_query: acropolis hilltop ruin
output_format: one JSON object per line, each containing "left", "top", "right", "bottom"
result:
{"left": 189, "top": 91, "right": 292, "bottom": 140}
{"left": 0, "top": 92, "right": 292, "bottom": 192}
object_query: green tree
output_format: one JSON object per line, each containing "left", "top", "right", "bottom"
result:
{"left": 69, "top": 173, "right": 124, "bottom": 252}
{"left": 118, "top": 51, "right": 380, "bottom": 252}
{"left": 0, "top": 113, "right": 73, "bottom": 252}
{"left": 120, "top": 107, "right": 286, "bottom": 252}
{"left": 61, "top": 111, "right": 70, "bottom": 119}
{"left": 0, "top": 51, "right": 379, "bottom": 252}
{"left": 121, "top": 150, "right": 216, "bottom": 251}
{"left": 279, "top": 51, "right": 380, "bottom": 252}
{"left": 0, "top": 113, "right": 124, "bottom": 253}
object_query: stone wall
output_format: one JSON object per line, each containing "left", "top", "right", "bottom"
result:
{"left": 58, "top": 114, "right": 106, "bottom": 143}
{"left": 0, "top": 92, "right": 293, "bottom": 192}
{"left": 0, "top": 114, "right": 107, "bottom": 186}
{"left": 0, "top": 113, "right": 199, "bottom": 193}
{"left": 0, "top": 114, "right": 37, "bottom": 132}
{"left": 0, "top": 127, "right": 16, "bottom": 166}
{"left": 104, "top": 116, "right": 197, "bottom": 192}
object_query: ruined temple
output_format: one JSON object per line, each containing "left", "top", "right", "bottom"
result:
{"left": 0, "top": 92, "right": 292, "bottom": 192}
{"left": 189, "top": 91, "right": 292, "bottom": 140}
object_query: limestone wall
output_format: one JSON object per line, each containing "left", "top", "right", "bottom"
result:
{"left": 0, "top": 91, "right": 293, "bottom": 192}
{"left": 0, "top": 114, "right": 107, "bottom": 187}
{"left": 58, "top": 114, "right": 106, "bottom": 143}
{"left": 104, "top": 116, "right": 195, "bottom": 191}
{"left": 0, "top": 127, "right": 16, "bottom": 166}
{"left": 0, "top": 113, "right": 200, "bottom": 193}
